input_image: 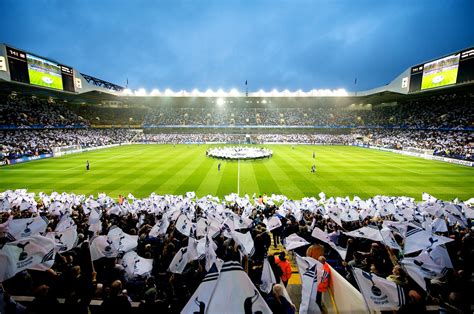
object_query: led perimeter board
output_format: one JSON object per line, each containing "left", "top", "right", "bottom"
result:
{"left": 409, "top": 48, "right": 474, "bottom": 93}
{"left": 6, "top": 46, "right": 75, "bottom": 92}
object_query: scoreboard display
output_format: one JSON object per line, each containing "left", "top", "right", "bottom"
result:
{"left": 409, "top": 47, "right": 474, "bottom": 93}
{"left": 6, "top": 46, "right": 75, "bottom": 92}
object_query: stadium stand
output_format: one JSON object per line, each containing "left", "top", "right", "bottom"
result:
{"left": 0, "top": 191, "right": 472, "bottom": 313}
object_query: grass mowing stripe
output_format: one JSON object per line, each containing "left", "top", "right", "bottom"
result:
{"left": 1, "top": 145, "right": 472, "bottom": 200}
{"left": 249, "top": 159, "right": 283, "bottom": 196}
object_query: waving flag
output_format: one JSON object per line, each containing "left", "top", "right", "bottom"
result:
{"left": 401, "top": 255, "right": 448, "bottom": 291}
{"left": 108, "top": 226, "right": 138, "bottom": 253}
{"left": 296, "top": 254, "right": 322, "bottom": 314}
{"left": 4, "top": 216, "right": 49, "bottom": 241}
{"left": 55, "top": 214, "right": 76, "bottom": 232}
{"left": 181, "top": 264, "right": 219, "bottom": 314}
{"left": 352, "top": 267, "right": 405, "bottom": 311}
{"left": 206, "top": 260, "right": 271, "bottom": 314}
{"left": 311, "top": 227, "right": 347, "bottom": 260}
{"left": 0, "top": 235, "right": 55, "bottom": 281}
{"left": 426, "top": 245, "right": 453, "bottom": 269}
{"left": 267, "top": 216, "right": 282, "bottom": 231}
{"left": 121, "top": 251, "right": 153, "bottom": 277}
{"left": 175, "top": 215, "right": 194, "bottom": 237}
{"left": 284, "top": 233, "right": 310, "bottom": 251}
{"left": 169, "top": 247, "right": 190, "bottom": 274}
{"left": 345, "top": 225, "right": 383, "bottom": 242}
{"left": 149, "top": 218, "right": 170, "bottom": 237}
{"left": 90, "top": 235, "right": 119, "bottom": 261}
{"left": 260, "top": 258, "right": 277, "bottom": 294}
{"left": 404, "top": 226, "right": 453, "bottom": 254}
{"left": 231, "top": 231, "right": 255, "bottom": 256}
{"left": 46, "top": 226, "right": 78, "bottom": 253}
{"left": 380, "top": 227, "right": 401, "bottom": 250}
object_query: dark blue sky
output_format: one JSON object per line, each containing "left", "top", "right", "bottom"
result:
{"left": 1, "top": 0, "right": 473, "bottom": 92}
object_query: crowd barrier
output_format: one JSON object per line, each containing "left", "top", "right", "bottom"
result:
{"left": 0, "top": 153, "right": 54, "bottom": 167}
{"left": 353, "top": 144, "right": 474, "bottom": 167}
{"left": 53, "top": 143, "right": 131, "bottom": 157}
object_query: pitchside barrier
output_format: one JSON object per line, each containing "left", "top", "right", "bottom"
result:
{"left": 353, "top": 143, "right": 474, "bottom": 167}
{"left": 0, "top": 153, "right": 54, "bottom": 166}
{"left": 2, "top": 141, "right": 472, "bottom": 167}
{"left": 52, "top": 143, "right": 132, "bottom": 157}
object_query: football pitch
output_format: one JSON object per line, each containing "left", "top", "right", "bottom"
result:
{"left": 1, "top": 145, "right": 472, "bottom": 200}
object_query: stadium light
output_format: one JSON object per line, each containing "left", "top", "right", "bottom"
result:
{"left": 216, "top": 98, "right": 225, "bottom": 106}
{"left": 121, "top": 87, "right": 349, "bottom": 97}
{"left": 150, "top": 89, "right": 161, "bottom": 96}
{"left": 135, "top": 88, "right": 147, "bottom": 96}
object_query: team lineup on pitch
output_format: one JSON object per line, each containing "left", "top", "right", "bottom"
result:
{"left": 2, "top": 144, "right": 472, "bottom": 200}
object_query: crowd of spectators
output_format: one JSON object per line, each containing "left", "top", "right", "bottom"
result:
{"left": 362, "top": 130, "right": 473, "bottom": 161}
{"left": 0, "top": 192, "right": 472, "bottom": 313}
{"left": 0, "top": 95, "right": 87, "bottom": 128}
{"left": 0, "top": 129, "right": 136, "bottom": 160}
{"left": 1, "top": 92, "right": 472, "bottom": 130}
{"left": 141, "top": 93, "right": 473, "bottom": 129}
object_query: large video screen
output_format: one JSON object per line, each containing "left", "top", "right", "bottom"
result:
{"left": 421, "top": 53, "right": 460, "bottom": 90}
{"left": 6, "top": 46, "right": 75, "bottom": 92}
{"left": 26, "top": 54, "right": 63, "bottom": 90}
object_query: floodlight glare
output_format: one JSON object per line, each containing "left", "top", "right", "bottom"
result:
{"left": 216, "top": 98, "right": 225, "bottom": 106}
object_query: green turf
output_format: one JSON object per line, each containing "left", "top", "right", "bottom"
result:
{"left": 0, "top": 145, "right": 472, "bottom": 200}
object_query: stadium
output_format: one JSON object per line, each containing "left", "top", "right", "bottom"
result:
{"left": 0, "top": 2, "right": 473, "bottom": 313}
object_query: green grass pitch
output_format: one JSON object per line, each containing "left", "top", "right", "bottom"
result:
{"left": 1, "top": 145, "right": 472, "bottom": 200}
{"left": 28, "top": 68, "right": 63, "bottom": 90}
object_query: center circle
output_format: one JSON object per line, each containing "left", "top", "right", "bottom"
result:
{"left": 206, "top": 146, "right": 273, "bottom": 160}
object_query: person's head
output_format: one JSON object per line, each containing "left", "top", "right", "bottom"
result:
{"left": 146, "top": 276, "right": 156, "bottom": 288}
{"left": 272, "top": 284, "right": 284, "bottom": 298}
{"left": 392, "top": 265, "right": 404, "bottom": 277}
{"left": 279, "top": 252, "right": 286, "bottom": 261}
{"left": 318, "top": 256, "right": 326, "bottom": 264}
{"left": 72, "top": 265, "right": 81, "bottom": 278}
{"left": 110, "top": 280, "right": 123, "bottom": 296}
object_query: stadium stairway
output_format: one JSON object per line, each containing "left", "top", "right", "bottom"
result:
{"left": 268, "top": 236, "right": 302, "bottom": 311}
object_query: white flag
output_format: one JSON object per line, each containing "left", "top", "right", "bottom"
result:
{"left": 345, "top": 226, "right": 383, "bottom": 242}
{"left": 175, "top": 215, "right": 193, "bottom": 237}
{"left": 311, "top": 227, "right": 347, "bottom": 260}
{"left": 46, "top": 226, "right": 78, "bottom": 253}
{"left": 267, "top": 216, "right": 282, "bottom": 231}
{"left": 284, "top": 233, "right": 310, "bottom": 251}
{"left": 206, "top": 260, "right": 271, "bottom": 314}
{"left": 108, "top": 227, "right": 138, "bottom": 253}
{"left": 0, "top": 235, "right": 55, "bottom": 281}
{"left": 260, "top": 258, "right": 277, "bottom": 294}
{"left": 404, "top": 226, "right": 453, "bottom": 254}
{"left": 181, "top": 263, "right": 219, "bottom": 314}
{"left": 231, "top": 231, "right": 255, "bottom": 256}
{"left": 169, "top": 247, "right": 189, "bottom": 274}
{"left": 5, "top": 216, "right": 49, "bottom": 241}
{"left": 295, "top": 254, "right": 322, "bottom": 314}
{"left": 352, "top": 267, "right": 405, "bottom": 311}
{"left": 401, "top": 255, "right": 448, "bottom": 291}
{"left": 121, "top": 251, "right": 153, "bottom": 277}
{"left": 55, "top": 214, "right": 76, "bottom": 232}
{"left": 90, "top": 235, "right": 119, "bottom": 261}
